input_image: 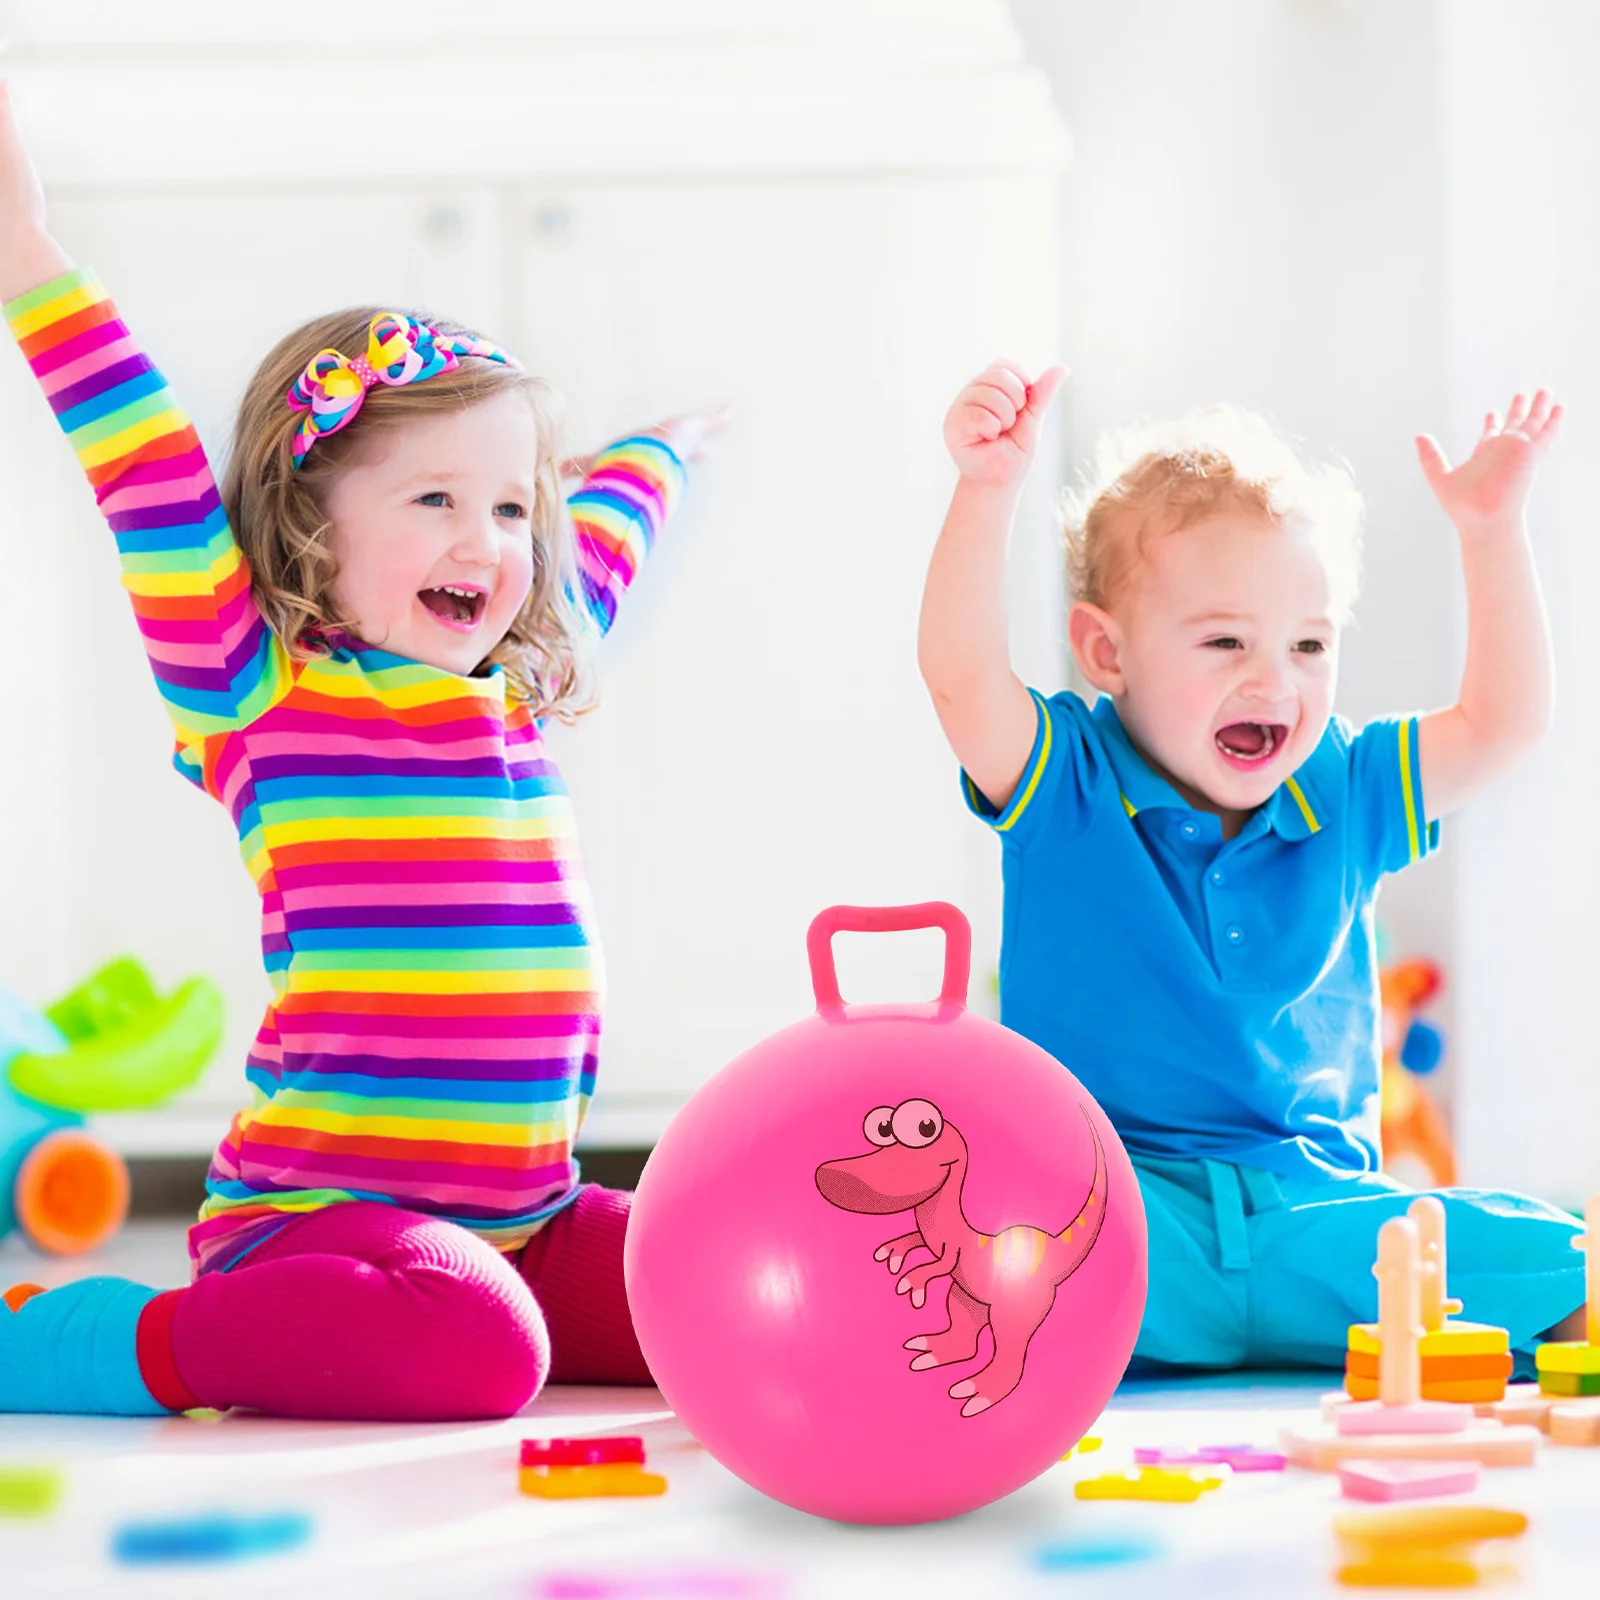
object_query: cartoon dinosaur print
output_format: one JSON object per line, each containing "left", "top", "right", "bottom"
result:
{"left": 815, "top": 1099, "right": 1107, "bottom": 1417}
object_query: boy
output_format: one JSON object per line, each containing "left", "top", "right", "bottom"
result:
{"left": 918, "top": 361, "right": 1583, "bottom": 1368}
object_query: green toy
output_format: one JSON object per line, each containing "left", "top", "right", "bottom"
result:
{"left": 0, "top": 958, "right": 221, "bottom": 1256}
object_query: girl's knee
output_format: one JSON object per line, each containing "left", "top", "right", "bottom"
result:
{"left": 404, "top": 1248, "right": 551, "bottom": 1419}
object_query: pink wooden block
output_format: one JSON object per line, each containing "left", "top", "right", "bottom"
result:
{"left": 1337, "top": 1458, "right": 1480, "bottom": 1502}
{"left": 1335, "top": 1399, "right": 1472, "bottom": 1436}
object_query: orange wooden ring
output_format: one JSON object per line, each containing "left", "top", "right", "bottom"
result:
{"left": 15, "top": 1130, "right": 130, "bottom": 1255}
{"left": 2, "top": 1282, "right": 46, "bottom": 1312}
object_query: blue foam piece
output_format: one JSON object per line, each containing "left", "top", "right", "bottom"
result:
{"left": 1034, "top": 1531, "right": 1164, "bottom": 1570}
{"left": 112, "top": 1510, "right": 313, "bottom": 1565}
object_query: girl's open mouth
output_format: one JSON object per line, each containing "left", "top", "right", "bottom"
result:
{"left": 418, "top": 585, "right": 488, "bottom": 633}
{"left": 1215, "top": 721, "right": 1286, "bottom": 771}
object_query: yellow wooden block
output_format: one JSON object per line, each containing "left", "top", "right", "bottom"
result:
{"left": 1535, "top": 1340, "right": 1600, "bottom": 1376}
{"left": 1347, "top": 1320, "right": 1509, "bottom": 1358}
{"left": 518, "top": 1463, "right": 667, "bottom": 1499}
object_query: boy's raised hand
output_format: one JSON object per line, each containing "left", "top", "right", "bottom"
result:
{"left": 944, "top": 361, "right": 1067, "bottom": 490}
{"left": 1415, "top": 390, "right": 1563, "bottom": 534}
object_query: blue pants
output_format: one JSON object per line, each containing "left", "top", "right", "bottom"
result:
{"left": 1132, "top": 1156, "right": 1585, "bottom": 1374}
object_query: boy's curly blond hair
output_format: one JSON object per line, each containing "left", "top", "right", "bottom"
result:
{"left": 1059, "top": 404, "right": 1364, "bottom": 623}
{"left": 220, "top": 305, "right": 595, "bottom": 719}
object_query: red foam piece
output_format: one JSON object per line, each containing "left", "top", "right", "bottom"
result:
{"left": 521, "top": 1436, "right": 646, "bottom": 1468}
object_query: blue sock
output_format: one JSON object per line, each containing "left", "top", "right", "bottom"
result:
{"left": 0, "top": 1278, "right": 172, "bottom": 1415}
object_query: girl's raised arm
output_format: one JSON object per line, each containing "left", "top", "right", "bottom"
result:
{"left": 566, "top": 433, "right": 687, "bottom": 637}
{"left": 1, "top": 84, "right": 288, "bottom": 792}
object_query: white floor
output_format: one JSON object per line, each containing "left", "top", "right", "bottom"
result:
{"left": 2, "top": 1223, "right": 1598, "bottom": 1599}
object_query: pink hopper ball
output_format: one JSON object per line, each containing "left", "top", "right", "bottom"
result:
{"left": 624, "top": 904, "right": 1148, "bottom": 1524}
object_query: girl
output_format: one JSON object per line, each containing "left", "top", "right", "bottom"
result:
{"left": 0, "top": 83, "right": 721, "bottom": 1421}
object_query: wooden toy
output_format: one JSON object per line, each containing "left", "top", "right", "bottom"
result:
{"left": 1337, "top": 1459, "right": 1479, "bottom": 1502}
{"left": 1285, "top": 1217, "right": 1539, "bottom": 1469}
{"left": 1344, "top": 1198, "right": 1510, "bottom": 1405}
{"left": 519, "top": 1463, "right": 668, "bottom": 1499}
{"left": 1337, "top": 1217, "right": 1471, "bottom": 1435}
{"left": 1481, "top": 1384, "right": 1555, "bottom": 1431}
{"left": 1332, "top": 1505, "right": 1528, "bottom": 1588}
{"left": 1073, "top": 1465, "right": 1228, "bottom": 1502}
{"left": 1537, "top": 1198, "right": 1599, "bottom": 1398}
{"left": 1548, "top": 1398, "right": 1600, "bottom": 1446}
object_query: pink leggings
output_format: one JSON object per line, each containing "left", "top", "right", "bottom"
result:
{"left": 138, "top": 1186, "right": 650, "bottom": 1422}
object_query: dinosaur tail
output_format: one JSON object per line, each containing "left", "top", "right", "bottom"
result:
{"left": 1053, "top": 1104, "right": 1109, "bottom": 1270}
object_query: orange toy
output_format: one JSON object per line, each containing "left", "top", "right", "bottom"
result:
{"left": 1379, "top": 958, "right": 1457, "bottom": 1188}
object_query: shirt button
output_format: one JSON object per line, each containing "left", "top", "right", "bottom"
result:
{"left": 1210, "top": 869, "right": 1225, "bottom": 887}
{"left": 1225, "top": 924, "right": 1245, "bottom": 945}
{"left": 1180, "top": 821, "right": 1199, "bottom": 839}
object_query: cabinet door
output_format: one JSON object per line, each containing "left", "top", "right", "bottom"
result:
{"left": 0, "top": 186, "right": 508, "bottom": 1118}
{"left": 510, "top": 175, "right": 1061, "bottom": 1107}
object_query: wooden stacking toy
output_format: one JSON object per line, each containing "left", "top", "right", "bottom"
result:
{"left": 1283, "top": 1214, "right": 1539, "bottom": 1470}
{"left": 1535, "top": 1197, "right": 1599, "bottom": 1399}
{"left": 1344, "top": 1197, "right": 1511, "bottom": 1404}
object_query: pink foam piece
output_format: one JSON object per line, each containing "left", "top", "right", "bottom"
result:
{"left": 1337, "top": 1458, "right": 1481, "bottom": 1502}
{"left": 1335, "top": 1399, "right": 1472, "bottom": 1436}
{"left": 1132, "top": 1444, "right": 1285, "bottom": 1471}
{"left": 1198, "top": 1445, "right": 1287, "bottom": 1472}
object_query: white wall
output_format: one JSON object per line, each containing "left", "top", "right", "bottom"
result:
{"left": 1008, "top": 0, "right": 1598, "bottom": 1206}
{"left": 1439, "top": 0, "right": 1600, "bottom": 1205}
{"left": 1008, "top": 0, "right": 1463, "bottom": 1104}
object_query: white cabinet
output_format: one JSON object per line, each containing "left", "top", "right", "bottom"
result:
{"left": 0, "top": 6, "right": 1068, "bottom": 1150}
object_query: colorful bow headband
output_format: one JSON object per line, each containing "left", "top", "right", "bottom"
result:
{"left": 286, "top": 312, "right": 519, "bottom": 468}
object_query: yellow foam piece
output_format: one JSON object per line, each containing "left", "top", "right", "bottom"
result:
{"left": 518, "top": 1463, "right": 667, "bottom": 1499}
{"left": 1535, "top": 1340, "right": 1600, "bottom": 1375}
{"left": 1333, "top": 1505, "right": 1528, "bottom": 1550}
{"left": 1347, "top": 1320, "right": 1509, "bottom": 1358}
{"left": 1335, "top": 1553, "right": 1487, "bottom": 1587}
{"left": 1074, "top": 1465, "right": 1226, "bottom": 1502}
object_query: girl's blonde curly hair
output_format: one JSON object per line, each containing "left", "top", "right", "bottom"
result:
{"left": 220, "top": 306, "right": 594, "bottom": 719}
{"left": 1059, "top": 404, "right": 1365, "bottom": 624}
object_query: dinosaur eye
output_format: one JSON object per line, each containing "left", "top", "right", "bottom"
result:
{"left": 892, "top": 1099, "right": 943, "bottom": 1148}
{"left": 862, "top": 1105, "right": 897, "bottom": 1146}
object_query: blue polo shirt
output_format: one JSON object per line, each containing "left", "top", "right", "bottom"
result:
{"left": 964, "top": 691, "right": 1439, "bottom": 1180}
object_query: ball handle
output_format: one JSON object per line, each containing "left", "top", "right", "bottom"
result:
{"left": 806, "top": 903, "right": 972, "bottom": 1012}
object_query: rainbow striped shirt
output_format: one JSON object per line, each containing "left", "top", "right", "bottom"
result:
{"left": 6, "top": 271, "right": 684, "bottom": 1272}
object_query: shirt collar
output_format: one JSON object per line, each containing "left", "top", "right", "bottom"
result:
{"left": 1089, "top": 695, "right": 1327, "bottom": 843}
